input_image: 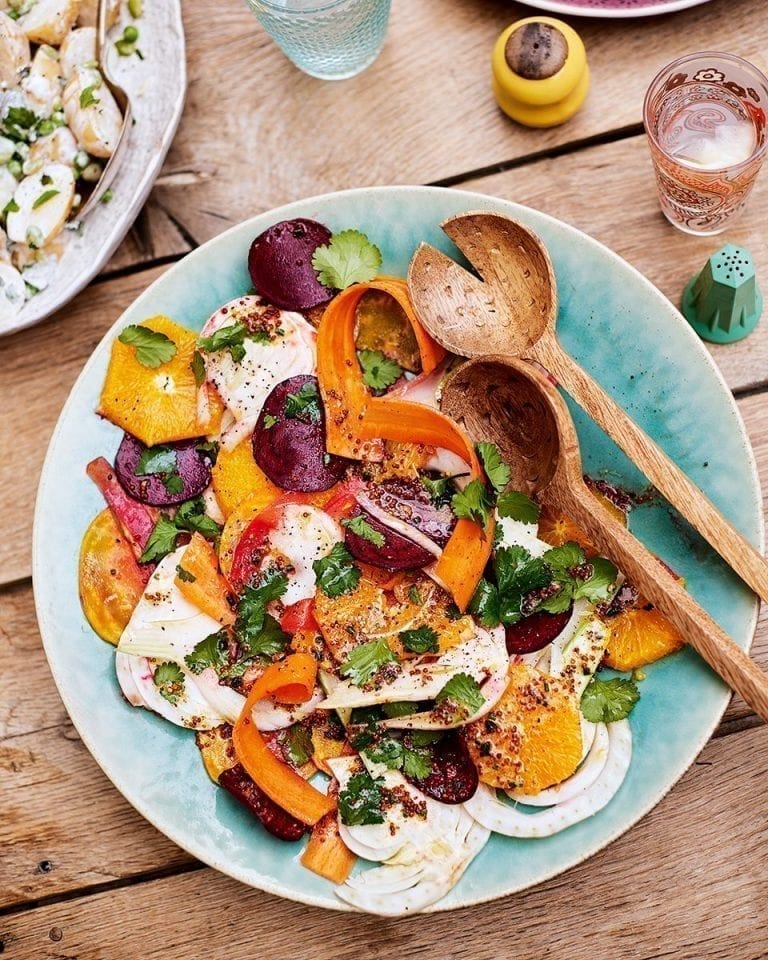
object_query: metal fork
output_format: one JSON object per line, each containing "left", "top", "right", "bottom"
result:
{"left": 78, "top": 0, "right": 133, "bottom": 218}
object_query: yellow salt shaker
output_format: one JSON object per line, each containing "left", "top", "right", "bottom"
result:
{"left": 492, "top": 17, "right": 589, "bottom": 128}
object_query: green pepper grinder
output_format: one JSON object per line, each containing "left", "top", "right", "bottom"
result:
{"left": 682, "top": 244, "right": 762, "bottom": 343}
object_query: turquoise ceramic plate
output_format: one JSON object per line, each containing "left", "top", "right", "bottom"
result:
{"left": 33, "top": 186, "right": 762, "bottom": 912}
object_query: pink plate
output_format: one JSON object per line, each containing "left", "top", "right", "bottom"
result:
{"left": 517, "top": 0, "right": 714, "bottom": 18}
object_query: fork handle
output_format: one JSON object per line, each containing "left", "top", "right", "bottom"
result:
{"left": 551, "top": 480, "right": 768, "bottom": 723}
{"left": 533, "top": 335, "right": 768, "bottom": 604}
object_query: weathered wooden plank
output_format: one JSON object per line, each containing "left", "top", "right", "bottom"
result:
{"left": 1, "top": 723, "right": 766, "bottom": 959}
{"left": 460, "top": 135, "right": 768, "bottom": 394}
{"left": 152, "top": 0, "right": 768, "bottom": 244}
{"left": 102, "top": 198, "right": 192, "bottom": 275}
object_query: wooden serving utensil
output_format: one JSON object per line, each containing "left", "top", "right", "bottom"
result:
{"left": 441, "top": 356, "right": 768, "bottom": 723}
{"left": 408, "top": 211, "right": 768, "bottom": 603}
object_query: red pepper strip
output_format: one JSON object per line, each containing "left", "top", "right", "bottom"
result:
{"left": 86, "top": 457, "right": 158, "bottom": 579}
{"left": 233, "top": 654, "right": 334, "bottom": 825}
{"left": 317, "top": 285, "right": 493, "bottom": 611}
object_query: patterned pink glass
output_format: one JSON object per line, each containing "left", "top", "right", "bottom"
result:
{"left": 643, "top": 52, "right": 768, "bottom": 235}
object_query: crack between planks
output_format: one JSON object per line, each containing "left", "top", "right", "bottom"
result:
{"left": 426, "top": 122, "right": 645, "bottom": 189}
{"left": 0, "top": 860, "right": 207, "bottom": 920}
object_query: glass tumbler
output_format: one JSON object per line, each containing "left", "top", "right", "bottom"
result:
{"left": 643, "top": 52, "right": 768, "bottom": 235}
{"left": 244, "top": 0, "right": 392, "bottom": 81}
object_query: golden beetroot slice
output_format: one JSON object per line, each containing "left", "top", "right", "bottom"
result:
{"left": 252, "top": 374, "right": 347, "bottom": 492}
{"left": 248, "top": 218, "right": 333, "bottom": 311}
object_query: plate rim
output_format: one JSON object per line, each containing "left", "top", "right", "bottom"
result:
{"left": 32, "top": 183, "right": 763, "bottom": 913}
{"left": 515, "top": 0, "right": 713, "bottom": 17}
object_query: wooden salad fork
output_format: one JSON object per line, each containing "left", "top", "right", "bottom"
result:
{"left": 441, "top": 356, "right": 768, "bottom": 723}
{"left": 407, "top": 211, "right": 768, "bottom": 604}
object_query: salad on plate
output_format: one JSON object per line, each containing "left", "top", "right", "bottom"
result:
{"left": 77, "top": 216, "right": 685, "bottom": 916}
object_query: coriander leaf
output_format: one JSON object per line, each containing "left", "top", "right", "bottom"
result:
{"left": 357, "top": 349, "right": 402, "bottom": 392}
{"left": 494, "top": 545, "right": 551, "bottom": 600}
{"left": 197, "top": 322, "right": 252, "bottom": 363}
{"left": 32, "top": 189, "right": 59, "bottom": 209}
{"left": 365, "top": 738, "right": 403, "bottom": 769}
{"left": 536, "top": 590, "right": 574, "bottom": 615}
{"left": 80, "top": 85, "right": 100, "bottom": 108}
{"left": 312, "top": 229, "right": 382, "bottom": 290}
{"left": 153, "top": 661, "right": 185, "bottom": 704}
{"left": 381, "top": 701, "right": 415, "bottom": 719}
{"left": 263, "top": 413, "right": 277, "bottom": 429}
{"left": 581, "top": 676, "right": 640, "bottom": 723}
{"left": 496, "top": 490, "right": 540, "bottom": 524}
{"left": 340, "top": 639, "right": 397, "bottom": 687}
{"left": 240, "top": 613, "right": 291, "bottom": 660}
{"left": 402, "top": 746, "right": 432, "bottom": 780}
{"left": 139, "top": 515, "right": 180, "bottom": 563}
{"left": 573, "top": 556, "right": 619, "bottom": 603}
{"left": 451, "top": 478, "right": 492, "bottom": 527}
{"left": 477, "top": 441, "right": 511, "bottom": 494}
{"left": 195, "top": 440, "right": 219, "bottom": 465}
{"left": 469, "top": 578, "right": 502, "bottom": 628}
{"left": 176, "top": 564, "right": 196, "bottom": 583}
{"left": 408, "top": 585, "right": 422, "bottom": 605}
{"left": 236, "top": 567, "right": 289, "bottom": 646}
{"left": 118, "top": 324, "right": 177, "bottom": 368}
{"left": 543, "top": 541, "right": 586, "bottom": 578}
{"left": 420, "top": 474, "right": 457, "bottom": 508}
{"left": 407, "top": 730, "right": 442, "bottom": 747}
{"left": 284, "top": 380, "right": 321, "bottom": 421}
{"left": 184, "top": 630, "right": 228, "bottom": 675}
{"left": 279, "top": 723, "right": 313, "bottom": 767}
{"left": 135, "top": 444, "right": 177, "bottom": 477}
{"left": 399, "top": 625, "right": 439, "bottom": 654}
{"left": 163, "top": 474, "right": 184, "bottom": 495}
{"left": 175, "top": 497, "right": 222, "bottom": 540}
{"left": 341, "top": 514, "right": 385, "bottom": 548}
{"left": 435, "top": 672, "right": 484, "bottom": 718}
{"left": 338, "top": 771, "right": 384, "bottom": 826}
{"left": 313, "top": 543, "right": 361, "bottom": 598}
{"left": 191, "top": 350, "right": 206, "bottom": 386}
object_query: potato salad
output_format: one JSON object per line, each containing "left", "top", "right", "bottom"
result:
{"left": 0, "top": 0, "right": 140, "bottom": 324}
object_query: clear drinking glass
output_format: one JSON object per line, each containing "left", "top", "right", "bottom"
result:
{"left": 643, "top": 52, "right": 768, "bottom": 235}
{"left": 244, "top": 0, "right": 392, "bottom": 81}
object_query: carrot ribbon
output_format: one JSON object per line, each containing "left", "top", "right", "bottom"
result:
{"left": 317, "top": 277, "right": 493, "bottom": 611}
{"left": 232, "top": 653, "right": 335, "bottom": 826}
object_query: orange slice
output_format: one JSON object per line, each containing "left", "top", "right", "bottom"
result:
{"left": 98, "top": 315, "right": 223, "bottom": 446}
{"left": 212, "top": 439, "right": 281, "bottom": 519}
{"left": 603, "top": 602, "right": 684, "bottom": 671}
{"left": 538, "top": 491, "right": 627, "bottom": 555}
{"left": 464, "top": 663, "right": 583, "bottom": 795}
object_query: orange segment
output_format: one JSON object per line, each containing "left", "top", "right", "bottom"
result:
{"left": 98, "top": 315, "right": 222, "bottom": 446}
{"left": 212, "top": 439, "right": 281, "bottom": 519}
{"left": 603, "top": 602, "right": 684, "bottom": 671}
{"left": 79, "top": 509, "right": 145, "bottom": 645}
{"left": 464, "top": 663, "right": 583, "bottom": 795}
{"left": 538, "top": 491, "right": 627, "bottom": 556}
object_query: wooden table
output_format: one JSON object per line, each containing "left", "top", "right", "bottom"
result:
{"left": 2, "top": 1, "right": 767, "bottom": 956}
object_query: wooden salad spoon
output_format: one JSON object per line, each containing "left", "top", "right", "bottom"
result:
{"left": 408, "top": 212, "right": 768, "bottom": 603}
{"left": 440, "top": 356, "right": 768, "bottom": 723}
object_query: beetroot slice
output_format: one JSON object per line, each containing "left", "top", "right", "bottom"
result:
{"left": 114, "top": 433, "right": 213, "bottom": 507}
{"left": 344, "top": 507, "right": 435, "bottom": 571}
{"left": 218, "top": 764, "right": 306, "bottom": 841}
{"left": 252, "top": 374, "right": 346, "bottom": 492}
{"left": 248, "top": 218, "right": 334, "bottom": 311}
{"left": 504, "top": 607, "right": 572, "bottom": 655}
{"left": 406, "top": 731, "right": 478, "bottom": 804}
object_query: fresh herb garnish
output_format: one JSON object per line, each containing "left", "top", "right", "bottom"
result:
{"left": 451, "top": 477, "right": 493, "bottom": 527}
{"left": 153, "top": 661, "right": 185, "bottom": 705}
{"left": 138, "top": 499, "right": 222, "bottom": 564}
{"left": 80, "top": 85, "right": 101, "bottom": 108}
{"left": 469, "top": 545, "right": 552, "bottom": 627}
{"left": 381, "top": 701, "right": 415, "bottom": 718}
{"left": 340, "top": 639, "right": 397, "bottom": 687}
{"left": 191, "top": 350, "right": 206, "bottom": 386}
{"left": 239, "top": 613, "right": 291, "bottom": 661}
{"left": 420, "top": 474, "right": 456, "bottom": 508}
{"left": 195, "top": 440, "right": 219, "bottom": 465}
{"left": 408, "top": 585, "right": 422, "bottom": 605}
{"left": 313, "top": 543, "right": 361, "bottom": 598}
{"left": 184, "top": 629, "right": 228, "bottom": 675}
{"left": 399, "top": 625, "right": 439, "bottom": 654}
{"left": 118, "top": 324, "right": 177, "bottom": 368}
{"left": 197, "top": 322, "right": 271, "bottom": 363}
{"left": 496, "top": 490, "right": 540, "bottom": 524}
{"left": 284, "top": 381, "right": 321, "bottom": 422}
{"left": 435, "top": 672, "right": 484, "bottom": 719}
{"left": 365, "top": 737, "right": 432, "bottom": 780}
{"left": 341, "top": 514, "right": 385, "bottom": 547}
{"left": 235, "top": 567, "right": 289, "bottom": 649}
{"left": 176, "top": 564, "right": 196, "bottom": 583}
{"left": 175, "top": 497, "right": 222, "bottom": 540}
{"left": 138, "top": 516, "right": 181, "bottom": 563}
{"left": 357, "top": 349, "right": 402, "bottom": 392}
{"left": 581, "top": 676, "right": 640, "bottom": 723}
{"left": 2, "top": 198, "right": 19, "bottom": 216}
{"left": 476, "top": 441, "right": 511, "bottom": 494}
{"left": 278, "top": 723, "right": 313, "bottom": 767}
{"left": 32, "top": 188, "right": 59, "bottom": 209}
{"left": 338, "top": 771, "right": 385, "bottom": 826}
{"left": 312, "top": 229, "right": 382, "bottom": 290}
{"left": 135, "top": 444, "right": 177, "bottom": 477}
{"left": 537, "top": 543, "right": 618, "bottom": 614}
{"left": 263, "top": 413, "right": 277, "bottom": 429}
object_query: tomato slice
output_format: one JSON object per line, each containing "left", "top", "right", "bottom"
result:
{"left": 281, "top": 598, "right": 319, "bottom": 633}
{"left": 229, "top": 492, "right": 311, "bottom": 591}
